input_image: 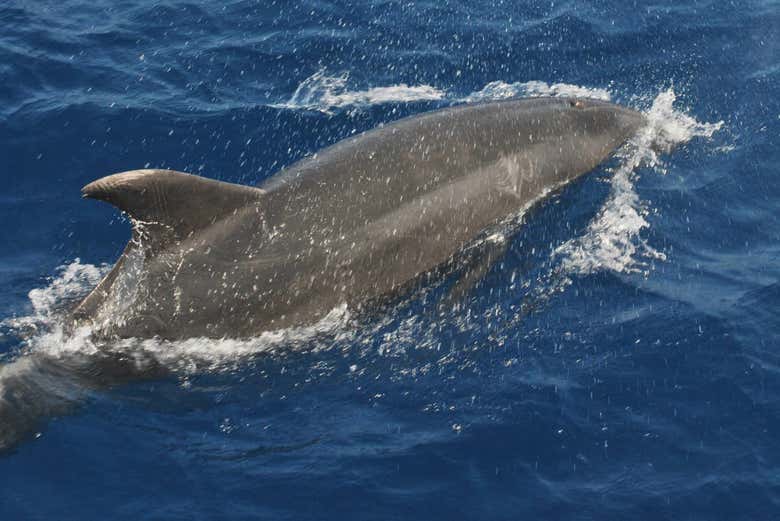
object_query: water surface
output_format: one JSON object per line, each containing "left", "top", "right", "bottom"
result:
{"left": 1, "top": 1, "right": 778, "bottom": 519}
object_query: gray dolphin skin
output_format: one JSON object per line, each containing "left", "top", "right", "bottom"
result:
{"left": 72, "top": 97, "right": 645, "bottom": 340}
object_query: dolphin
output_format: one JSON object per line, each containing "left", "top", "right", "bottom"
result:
{"left": 71, "top": 97, "right": 645, "bottom": 340}
{"left": 0, "top": 97, "right": 645, "bottom": 451}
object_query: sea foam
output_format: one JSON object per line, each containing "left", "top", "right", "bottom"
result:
{"left": 275, "top": 70, "right": 611, "bottom": 112}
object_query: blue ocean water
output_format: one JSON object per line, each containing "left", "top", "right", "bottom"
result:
{"left": 0, "top": 0, "right": 778, "bottom": 519}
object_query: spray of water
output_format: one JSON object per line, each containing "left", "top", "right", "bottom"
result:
{"left": 554, "top": 89, "right": 723, "bottom": 276}
{"left": 275, "top": 70, "right": 610, "bottom": 113}
{"left": 275, "top": 70, "right": 446, "bottom": 113}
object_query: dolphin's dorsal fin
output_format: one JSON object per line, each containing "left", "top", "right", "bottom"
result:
{"left": 82, "top": 169, "right": 265, "bottom": 238}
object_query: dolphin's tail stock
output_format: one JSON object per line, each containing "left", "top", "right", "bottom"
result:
{"left": 0, "top": 353, "right": 87, "bottom": 451}
{"left": 0, "top": 348, "right": 167, "bottom": 452}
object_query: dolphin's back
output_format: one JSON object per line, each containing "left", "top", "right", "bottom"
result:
{"left": 261, "top": 98, "right": 584, "bottom": 227}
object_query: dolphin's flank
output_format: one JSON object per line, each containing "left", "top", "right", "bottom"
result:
{"left": 74, "top": 97, "right": 645, "bottom": 340}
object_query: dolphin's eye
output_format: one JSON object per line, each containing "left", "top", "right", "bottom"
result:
{"left": 570, "top": 99, "right": 585, "bottom": 109}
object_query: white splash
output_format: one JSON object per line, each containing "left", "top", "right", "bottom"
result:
{"left": 277, "top": 73, "right": 611, "bottom": 113}
{"left": 554, "top": 89, "right": 723, "bottom": 276}
{"left": 1, "top": 260, "right": 113, "bottom": 359}
{"left": 117, "top": 304, "right": 352, "bottom": 373}
{"left": 2, "top": 260, "right": 109, "bottom": 335}
{"left": 463, "top": 80, "right": 611, "bottom": 102}
{"left": 1, "top": 253, "right": 351, "bottom": 373}
{"left": 276, "top": 70, "right": 446, "bottom": 113}
{"left": 28, "top": 260, "right": 108, "bottom": 317}
{"left": 3, "top": 259, "right": 352, "bottom": 373}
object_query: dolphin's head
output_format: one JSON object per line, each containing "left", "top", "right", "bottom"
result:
{"left": 559, "top": 97, "right": 646, "bottom": 160}
{"left": 509, "top": 97, "right": 645, "bottom": 186}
